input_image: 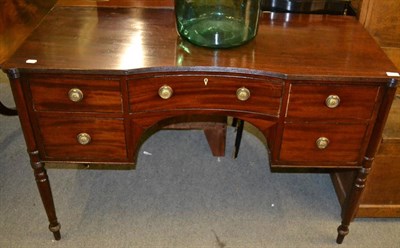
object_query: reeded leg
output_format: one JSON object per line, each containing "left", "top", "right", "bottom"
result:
{"left": 31, "top": 160, "right": 61, "bottom": 240}
{"left": 336, "top": 166, "right": 370, "bottom": 244}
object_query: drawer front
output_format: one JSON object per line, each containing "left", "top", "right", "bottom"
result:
{"left": 38, "top": 117, "right": 127, "bottom": 161}
{"left": 30, "top": 77, "right": 123, "bottom": 113}
{"left": 286, "top": 84, "right": 379, "bottom": 120}
{"left": 279, "top": 123, "right": 368, "bottom": 163}
{"left": 129, "top": 75, "right": 283, "bottom": 116}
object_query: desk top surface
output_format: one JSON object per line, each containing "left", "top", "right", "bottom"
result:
{"left": 3, "top": 6, "right": 398, "bottom": 81}
{"left": 0, "top": 0, "right": 56, "bottom": 67}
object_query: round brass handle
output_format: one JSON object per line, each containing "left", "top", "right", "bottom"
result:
{"left": 68, "top": 88, "right": 84, "bottom": 102}
{"left": 77, "top": 133, "right": 91, "bottom": 145}
{"left": 316, "top": 137, "right": 330, "bottom": 150}
{"left": 236, "top": 87, "right": 251, "bottom": 101}
{"left": 158, "top": 85, "right": 173, "bottom": 99}
{"left": 325, "top": 95, "right": 340, "bottom": 108}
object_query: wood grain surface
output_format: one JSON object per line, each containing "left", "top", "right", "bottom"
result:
{"left": 56, "top": 0, "right": 174, "bottom": 8}
{"left": 3, "top": 7, "right": 397, "bottom": 81}
{"left": 0, "top": 0, "right": 56, "bottom": 66}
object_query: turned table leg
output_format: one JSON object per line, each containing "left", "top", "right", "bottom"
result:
{"left": 336, "top": 79, "right": 398, "bottom": 244}
{"left": 7, "top": 71, "right": 61, "bottom": 240}
{"left": 336, "top": 165, "right": 370, "bottom": 244}
{"left": 31, "top": 158, "right": 61, "bottom": 240}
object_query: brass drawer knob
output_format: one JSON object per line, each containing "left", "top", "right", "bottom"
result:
{"left": 77, "top": 133, "right": 91, "bottom": 145}
{"left": 316, "top": 137, "right": 330, "bottom": 149}
{"left": 325, "top": 95, "right": 340, "bottom": 108}
{"left": 68, "top": 88, "right": 84, "bottom": 102}
{"left": 236, "top": 87, "right": 251, "bottom": 101}
{"left": 158, "top": 85, "right": 173, "bottom": 99}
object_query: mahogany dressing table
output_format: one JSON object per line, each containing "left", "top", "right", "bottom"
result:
{"left": 2, "top": 6, "right": 398, "bottom": 244}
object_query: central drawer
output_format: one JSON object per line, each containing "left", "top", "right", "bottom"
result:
{"left": 128, "top": 75, "right": 283, "bottom": 116}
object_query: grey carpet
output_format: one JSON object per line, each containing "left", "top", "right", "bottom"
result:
{"left": 1, "top": 77, "right": 399, "bottom": 248}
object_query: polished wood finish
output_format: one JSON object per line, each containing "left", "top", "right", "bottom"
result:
{"left": 0, "top": 0, "right": 57, "bottom": 65}
{"left": 38, "top": 116, "right": 127, "bottom": 161}
{"left": 336, "top": 82, "right": 397, "bottom": 243}
{"left": 55, "top": 0, "right": 227, "bottom": 158}
{"left": 56, "top": 0, "right": 174, "bottom": 8}
{"left": 4, "top": 7, "right": 394, "bottom": 80}
{"left": 0, "top": 0, "right": 57, "bottom": 115}
{"left": 332, "top": 0, "right": 400, "bottom": 218}
{"left": 0, "top": 0, "right": 225, "bottom": 154}
{"left": 280, "top": 123, "right": 368, "bottom": 163}
{"left": 8, "top": 72, "right": 61, "bottom": 240}
{"left": 3, "top": 6, "right": 398, "bottom": 243}
{"left": 30, "top": 75, "right": 123, "bottom": 113}
{"left": 357, "top": 91, "right": 400, "bottom": 217}
{"left": 128, "top": 74, "right": 283, "bottom": 115}
{"left": 333, "top": 94, "right": 400, "bottom": 218}
{"left": 286, "top": 84, "right": 379, "bottom": 120}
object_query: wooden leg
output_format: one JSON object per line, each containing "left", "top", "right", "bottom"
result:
{"left": 203, "top": 123, "right": 226, "bottom": 157}
{"left": 31, "top": 161, "right": 61, "bottom": 240}
{"left": 336, "top": 84, "right": 398, "bottom": 244}
{"left": 336, "top": 165, "right": 371, "bottom": 244}
{"left": 336, "top": 224, "right": 349, "bottom": 244}
{"left": 163, "top": 115, "right": 227, "bottom": 157}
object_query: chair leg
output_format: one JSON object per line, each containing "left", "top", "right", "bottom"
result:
{"left": 233, "top": 119, "right": 244, "bottom": 159}
{"left": 0, "top": 101, "right": 18, "bottom": 116}
{"left": 232, "top": 117, "right": 238, "bottom": 127}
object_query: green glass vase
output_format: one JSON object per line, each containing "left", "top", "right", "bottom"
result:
{"left": 175, "top": 0, "right": 261, "bottom": 48}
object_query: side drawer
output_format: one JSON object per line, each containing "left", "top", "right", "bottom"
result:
{"left": 279, "top": 123, "right": 368, "bottom": 164}
{"left": 129, "top": 75, "right": 283, "bottom": 116}
{"left": 37, "top": 117, "right": 128, "bottom": 161}
{"left": 29, "top": 77, "right": 123, "bottom": 113}
{"left": 286, "top": 84, "right": 379, "bottom": 120}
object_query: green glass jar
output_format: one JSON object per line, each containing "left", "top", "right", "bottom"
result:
{"left": 175, "top": 0, "right": 261, "bottom": 48}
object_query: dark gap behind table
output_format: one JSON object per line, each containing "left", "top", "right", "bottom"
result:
{"left": 261, "top": 0, "right": 356, "bottom": 16}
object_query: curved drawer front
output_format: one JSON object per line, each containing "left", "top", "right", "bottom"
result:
{"left": 279, "top": 123, "right": 368, "bottom": 164}
{"left": 29, "top": 77, "right": 123, "bottom": 113}
{"left": 128, "top": 75, "right": 283, "bottom": 116}
{"left": 38, "top": 117, "right": 127, "bottom": 161}
{"left": 286, "top": 84, "right": 380, "bottom": 120}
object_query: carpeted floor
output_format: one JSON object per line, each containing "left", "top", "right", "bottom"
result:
{"left": 1, "top": 76, "right": 399, "bottom": 248}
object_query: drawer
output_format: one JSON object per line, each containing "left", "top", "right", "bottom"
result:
{"left": 37, "top": 117, "right": 127, "bottom": 161}
{"left": 129, "top": 75, "right": 283, "bottom": 116}
{"left": 286, "top": 84, "right": 379, "bottom": 120}
{"left": 29, "top": 77, "right": 123, "bottom": 113}
{"left": 279, "top": 123, "right": 368, "bottom": 163}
